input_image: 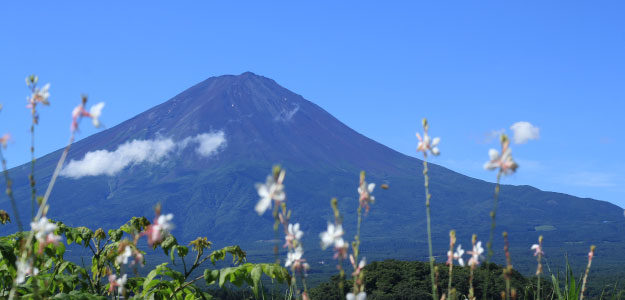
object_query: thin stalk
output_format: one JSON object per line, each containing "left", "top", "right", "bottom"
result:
{"left": 447, "top": 230, "right": 456, "bottom": 298}
{"left": 536, "top": 238, "right": 542, "bottom": 300}
{"left": 301, "top": 272, "right": 309, "bottom": 296}
{"left": 503, "top": 232, "right": 512, "bottom": 300}
{"left": 469, "top": 266, "right": 475, "bottom": 300}
{"left": 447, "top": 258, "right": 454, "bottom": 298}
{"left": 424, "top": 159, "right": 438, "bottom": 300}
{"left": 9, "top": 133, "right": 74, "bottom": 300}
{"left": 352, "top": 205, "right": 363, "bottom": 294}
{"left": 469, "top": 234, "right": 478, "bottom": 300}
{"left": 580, "top": 246, "right": 596, "bottom": 300}
{"left": 30, "top": 123, "right": 36, "bottom": 219}
{"left": 0, "top": 149, "right": 23, "bottom": 232}
{"left": 484, "top": 170, "right": 502, "bottom": 299}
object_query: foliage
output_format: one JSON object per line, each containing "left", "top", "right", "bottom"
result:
{"left": 0, "top": 218, "right": 290, "bottom": 298}
{"left": 308, "top": 259, "right": 552, "bottom": 300}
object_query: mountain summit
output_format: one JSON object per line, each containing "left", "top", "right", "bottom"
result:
{"left": 2, "top": 72, "right": 624, "bottom": 274}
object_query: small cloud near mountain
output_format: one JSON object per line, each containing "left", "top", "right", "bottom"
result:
{"left": 510, "top": 121, "right": 540, "bottom": 144}
{"left": 60, "top": 131, "right": 226, "bottom": 179}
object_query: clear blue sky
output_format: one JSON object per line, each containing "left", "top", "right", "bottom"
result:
{"left": 1, "top": 2, "right": 624, "bottom": 207}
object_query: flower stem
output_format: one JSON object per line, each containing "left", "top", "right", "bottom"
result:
{"left": 469, "top": 266, "right": 475, "bottom": 300}
{"left": 484, "top": 170, "right": 502, "bottom": 299}
{"left": 9, "top": 133, "right": 74, "bottom": 300}
{"left": 423, "top": 159, "right": 438, "bottom": 300}
{"left": 447, "top": 230, "right": 456, "bottom": 298}
{"left": 352, "top": 205, "right": 363, "bottom": 294}
{"left": 536, "top": 236, "right": 543, "bottom": 300}
{"left": 503, "top": 232, "right": 511, "bottom": 300}
{"left": 30, "top": 123, "right": 37, "bottom": 220}
{"left": 580, "top": 245, "right": 596, "bottom": 300}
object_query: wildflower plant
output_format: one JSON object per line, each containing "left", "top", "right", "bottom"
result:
{"left": 321, "top": 171, "right": 377, "bottom": 300}
{"left": 25, "top": 75, "right": 50, "bottom": 219}
{"left": 445, "top": 230, "right": 460, "bottom": 299}
{"left": 466, "top": 234, "right": 483, "bottom": 300}
{"left": 256, "top": 166, "right": 309, "bottom": 299}
{"left": 416, "top": 118, "right": 441, "bottom": 300}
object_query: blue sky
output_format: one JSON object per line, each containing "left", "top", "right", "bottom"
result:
{"left": 1, "top": 2, "right": 624, "bottom": 207}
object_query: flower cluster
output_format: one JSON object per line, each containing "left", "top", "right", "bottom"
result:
{"left": 108, "top": 273, "right": 127, "bottom": 295}
{"left": 448, "top": 244, "right": 465, "bottom": 266}
{"left": 320, "top": 223, "right": 348, "bottom": 259}
{"left": 284, "top": 244, "right": 309, "bottom": 272}
{"left": 254, "top": 168, "right": 285, "bottom": 215}
{"left": 71, "top": 96, "right": 105, "bottom": 132}
{"left": 143, "top": 212, "right": 174, "bottom": 246}
{"left": 16, "top": 258, "right": 38, "bottom": 284}
{"left": 467, "top": 241, "right": 484, "bottom": 267}
{"left": 284, "top": 223, "right": 303, "bottom": 249}
{"left": 25, "top": 75, "right": 50, "bottom": 124}
{"left": 357, "top": 175, "right": 375, "bottom": 213}
{"left": 347, "top": 255, "right": 367, "bottom": 300}
{"left": 281, "top": 218, "right": 309, "bottom": 273}
{"left": 30, "top": 216, "right": 62, "bottom": 251}
{"left": 416, "top": 118, "right": 441, "bottom": 157}
{"left": 115, "top": 243, "right": 143, "bottom": 267}
{"left": 531, "top": 243, "right": 544, "bottom": 257}
{"left": 483, "top": 134, "right": 518, "bottom": 175}
{"left": 447, "top": 237, "right": 483, "bottom": 268}
{"left": 256, "top": 166, "right": 310, "bottom": 298}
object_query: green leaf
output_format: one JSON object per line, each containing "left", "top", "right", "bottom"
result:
{"left": 108, "top": 229, "right": 123, "bottom": 242}
{"left": 250, "top": 264, "right": 262, "bottom": 298}
{"left": 204, "top": 269, "right": 220, "bottom": 286}
{"left": 161, "top": 235, "right": 178, "bottom": 254}
{"left": 209, "top": 245, "right": 246, "bottom": 265}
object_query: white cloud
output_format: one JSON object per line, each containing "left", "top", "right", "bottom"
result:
{"left": 510, "top": 121, "right": 540, "bottom": 144}
{"left": 181, "top": 132, "right": 227, "bottom": 157}
{"left": 61, "top": 131, "right": 226, "bottom": 179}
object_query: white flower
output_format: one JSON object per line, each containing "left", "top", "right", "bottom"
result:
{"left": 288, "top": 223, "right": 303, "bottom": 241}
{"left": 448, "top": 244, "right": 465, "bottom": 266}
{"left": 346, "top": 292, "right": 367, "bottom": 300}
{"left": 468, "top": 241, "right": 484, "bottom": 267}
{"left": 285, "top": 246, "right": 304, "bottom": 268}
{"left": 89, "top": 102, "right": 105, "bottom": 128}
{"left": 29, "top": 83, "right": 51, "bottom": 106}
{"left": 116, "top": 246, "right": 133, "bottom": 265}
{"left": 71, "top": 101, "right": 105, "bottom": 132}
{"left": 531, "top": 244, "right": 544, "bottom": 257}
{"left": 484, "top": 137, "right": 518, "bottom": 175}
{"left": 156, "top": 213, "right": 174, "bottom": 234}
{"left": 254, "top": 173, "right": 285, "bottom": 215}
{"left": 145, "top": 213, "right": 174, "bottom": 245}
{"left": 284, "top": 223, "right": 304, "bottom": 247}
{"left": 115, "top": 274, "right": 127, "bottom": 294}
{"left": 416, "top": 132, "right": 441, "bottom": 157}
{"left": 358, "top": 183, "right": 375, "bottom": 202}
{"left": 30, "top": 217, "right": 60, "bottom": 245}
{"left": 358, "top": 180, "right": 376, "bottom": 212}
{"left": 320, "top": 223, "right": 344, "bottom": 250}
{"left": 16, "top": 258, "right": 38, "bottom": 284}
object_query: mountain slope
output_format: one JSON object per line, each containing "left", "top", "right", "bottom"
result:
{"left": 1, "top": 72, "right": 624, "bottom": 275}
